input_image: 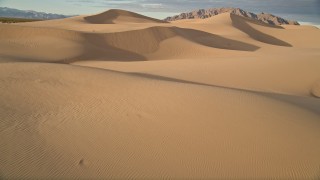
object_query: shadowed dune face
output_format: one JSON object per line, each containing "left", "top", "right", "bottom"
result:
{"left": 94, "top": 26, "right": 176, "bottom": 55}
{"left": 0, "top": 24, "right": 259, "bottom": 63}
{"left": 95, "top": 26, "right": 259, "bottom": 54}
{"left": 0, "top": 24, "right": 146, "bottom": 62}
{"left": 173, "top": 27, "right": 259, "bottom": 51}
{"left": 230, "top": 14, "right": 292, "bottom": 47}
{"left": 84, "top": 9, "right": 167, "bottom": 24}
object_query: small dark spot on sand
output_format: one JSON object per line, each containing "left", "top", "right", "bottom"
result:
{"left": 79, "top": 159, "right": 85, "bottom": 166}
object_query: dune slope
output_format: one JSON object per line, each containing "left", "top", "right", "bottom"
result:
{"left": 1, "top": 9, "right": 320, "bottom": 179}
{"left": 1, "top": 63, "right": 320, "bottom": 179}
{"left": 230, "top": 14, "right": 292, "bottom": 47}
{"left": 0, "top": 22, "right": 260, "bottom": 63}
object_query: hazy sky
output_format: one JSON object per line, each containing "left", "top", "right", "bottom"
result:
{"left": 0, "top": 0, "right": 319, "bottom": 24}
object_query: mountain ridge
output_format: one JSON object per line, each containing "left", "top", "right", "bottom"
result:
{"left": 0, "top": 7, "right": 71, "bottom": 19}
{"left": 164, "top": 7, "right": 300, "bottom": 26}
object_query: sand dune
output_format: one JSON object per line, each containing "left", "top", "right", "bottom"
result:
{"left": 84, "top": 9, "right": 167, "bottom": 24}
{"left": 230, "top": 14, "right": 292, "bottom": 47}
{"left": 0, "top": 19, "right": 260, "bottom": 63}
{"left": 1, "top": 12, "right": 308, "bottom": 63}
{"left": 1, "top": 9, "right": 320, "bottom": 179}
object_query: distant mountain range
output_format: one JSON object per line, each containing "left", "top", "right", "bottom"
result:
{"left": 0, "top": 7, "right": 71, "bottom": 19}
{"left": 164, "top": 7, "right": 299, "bottom": 25}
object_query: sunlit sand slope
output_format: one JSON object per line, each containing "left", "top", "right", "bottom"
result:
{"left": 1, "top": 9, "right": 320, "bottom": 179}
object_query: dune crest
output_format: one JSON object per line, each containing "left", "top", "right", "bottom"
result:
{"left": 84, "top": 9, "right": 167, "bottom": 24}
{"left": 230, "top": 14, "right": 292, "bottom": 47}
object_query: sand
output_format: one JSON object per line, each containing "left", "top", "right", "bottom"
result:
{"left": 0, "top": 10, "right": 320, "bottom": 179}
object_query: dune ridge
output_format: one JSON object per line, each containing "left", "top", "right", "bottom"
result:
{"left": 84, "top": 9, "right": 167, "bottom": 24}
{"left": 230, "top": 14, "right": 292, "bottom": 47}
{"left": 0, "top": 22, "right": 262, "bottom": 63}
{"left": 1, "top": 12, "right": 295, "bottom": 63}
{"left": 0, "top": 9, "right": 320, "bottom": 179}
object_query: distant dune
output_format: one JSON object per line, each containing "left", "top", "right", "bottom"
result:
{"left": 0, "top": 9, "right": 320, "bottom": 179}
{"left": 84, "top": 9, "right": 167, "bottom": 24}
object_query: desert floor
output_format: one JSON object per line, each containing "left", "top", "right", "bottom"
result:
{"left": 1, "top": 10, "right": 320, "bottom": 178}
